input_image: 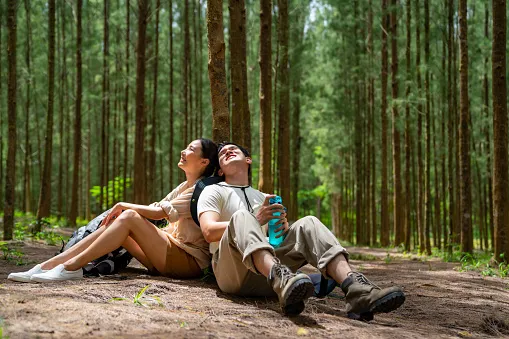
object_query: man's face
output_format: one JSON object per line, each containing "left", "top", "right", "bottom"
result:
{"left": 218, "top": 144, "right": 251, "bottom": 173}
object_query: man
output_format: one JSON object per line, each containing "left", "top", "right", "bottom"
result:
{"left": 198, "top": 142, "right": 405, "bottom": 319}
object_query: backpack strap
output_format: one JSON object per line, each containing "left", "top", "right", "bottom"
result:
{"left": 191, "top": 176, "right": 224, "bottom": 226}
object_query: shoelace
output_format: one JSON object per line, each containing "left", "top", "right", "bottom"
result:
{"left": 273, "top": 263, "right": 295, "bottom": 288}
{"left": 352, "top": 272, "right": 380, "bottom": 289}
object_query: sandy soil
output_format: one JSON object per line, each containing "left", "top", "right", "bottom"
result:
{"left": 1, "top": 241, "right": 509, "bottom": 338}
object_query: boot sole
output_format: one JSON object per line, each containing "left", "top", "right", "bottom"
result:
{"left": 347, "top": 291, "right": 405, "bottom": 321}
{"left": 282, "top": 278, "right": 315, "bottom": 316}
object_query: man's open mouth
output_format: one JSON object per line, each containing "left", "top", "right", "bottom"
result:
{"left": 226, "top": 154, "right": 236, "bottom": 161}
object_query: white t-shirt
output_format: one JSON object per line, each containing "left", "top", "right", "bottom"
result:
{"left": 197, "top": 183, "right": 267, "bottom": 253}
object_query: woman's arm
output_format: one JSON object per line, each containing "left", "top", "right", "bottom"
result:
{"left": 118, "top": 202, "right": 167, "bottom": 220}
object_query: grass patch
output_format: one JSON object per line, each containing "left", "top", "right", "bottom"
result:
{"left": 348, "top": 253, "right": 378, "bottom": 261}
{"left": 110, "top": 285, "right": 163, "bottom": 307}
{"left": 0, "top": 242, "right": 25, "bottom": 266}
{"left": 458, "top": 252, "right": 509, "bottom": 278}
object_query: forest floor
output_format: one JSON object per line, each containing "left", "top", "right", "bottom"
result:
{"left": 1, "top": 233, "right": 509, "bottom": 338}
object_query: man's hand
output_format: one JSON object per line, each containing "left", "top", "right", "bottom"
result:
{"left": 255, "top": 195, "right": 286, "bottom": 226}
{"left": 102, "top": 203, "right": 125, "bottom": 227}
{"left": 273, "top": 211, "right": 290, "bottom": 238}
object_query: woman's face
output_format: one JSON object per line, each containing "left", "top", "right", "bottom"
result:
{"left": 178, "top": 140, "right": 208, "bottom": 173}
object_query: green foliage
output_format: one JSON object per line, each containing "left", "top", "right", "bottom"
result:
{"left": 110, "top": 285, "right": 163, "bottom": 308}
{"left": 348, "top": 253, "right": 378, "bottom": 261}
{"left": 458, "top": 253, "right": 509, "bottom": 278}
{"left": 90, "top": 177, "right": 132, "bottom": 210}
{"left": 0, "top": 242, "right": 25, "bottom": 266}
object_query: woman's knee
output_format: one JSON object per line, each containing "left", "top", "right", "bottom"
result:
{"left": 117, "top": 209, "right": 142, "bottom": 222}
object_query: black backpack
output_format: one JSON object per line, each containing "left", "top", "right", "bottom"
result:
{"left": 190, "top": 176, "right": 225, "bottom": 226}
{"left": 63, "top": 209, "right": 134, "bottom": 276}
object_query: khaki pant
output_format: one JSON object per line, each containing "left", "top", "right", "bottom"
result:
{"left": 162, "top": 236, "right": 202, "bottom": 279}
{"left": 212, "top": 210, "right": 348, "bottom": 297}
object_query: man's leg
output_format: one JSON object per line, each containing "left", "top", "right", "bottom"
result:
{"left": 276, "top": 216, "right": 405, "bottom": 321}
{"left": 213, "top": 210, "right": 314, "bottom": 315}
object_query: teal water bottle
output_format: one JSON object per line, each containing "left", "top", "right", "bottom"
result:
{"left": 268, "top": 196, "right": 285, "bottom": 248}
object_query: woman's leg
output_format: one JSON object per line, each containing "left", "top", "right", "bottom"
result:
{"left": 40, "top": 227, "right": 107, "bottom": 270}
{"left": 63, "top": 210, "right": 169, "bottom": 273}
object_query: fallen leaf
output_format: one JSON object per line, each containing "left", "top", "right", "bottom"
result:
{"left": 458, "top": 331, "right": 472, "bottom": 337}
{"left": 297, "top": 327, "right": 309, "bottom": 336}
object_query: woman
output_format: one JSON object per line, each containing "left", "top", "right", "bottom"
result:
{"left": 8, "top": 138, "right": 218, "bottom": 282}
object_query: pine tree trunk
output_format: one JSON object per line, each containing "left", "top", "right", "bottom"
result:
{"left": 35, "top": 0, "right": 56, "bottom": 230}
{"left": 3, "top": 0, "right": 17, "bottom": 240}
{"left": 441, "top": 7, "right": 448, "bottom": 251}
{"left": 391, "top": 0, "right": 403, "bottom": 246}
{"left": 23, "top": 0, "right": 32, "bottom": 214}
{"left": 168, "top": 0, "right": 174, "bottom": 190}
{"left": 69, "top": 0, "right": 82, "bottom": 227}
{"left": 380, "top": 0, "right": 390, "bottom": 247}
{"left": 258, "top": 0, "right": 273, "bottom": 193}
{"left": 123, "top": 0, "right": 130, "bottom": 201}
{"left": 447, "top": 0, "right": 455, "bottom": 255}
{"left": 57, "top": 3, "right": 66, "bottom": 220}
{"left": 229, "top": 0, "right": 250, "bottom": 149}
{"left": 150, "top": 0, "right": 161, "bottom": 202}
{"left": 424, "top": 0, "right": 432, "bottom": 255}
{"left": 133, "top": 0, "right": 149, "bottom": 204}
{"left": 484, "top": 2, "right": 494, "bottom": 250}
{"left": 184, "top": 0, "right": 190, "bottom": 145}
{"left": 415, "top": 0, "right": 424, "bottom": 253}
{"left": 206, "top": 0, "right": 230, "bottom": 142}
{"left": 368, "top": 0, "right": 377, "bottom": 245}
{"left": 404, "top": 0, "right": 412, "bottom": 251}
{"left": 492, "top": 0, "right": 508, "bottom": 261}
{"left": 277, "top": 0, "right": 290, "bottom": 207}
{"left": 100, "top": 0, "right": 110, "bottom": 209}
{"left": 0, "top": 1, "right": 4, "bottom": 213}
{"left": 458, "top": 0, "right": 472, "bottom": 254}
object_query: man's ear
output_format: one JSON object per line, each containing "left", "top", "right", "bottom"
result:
{"left": 246, "top": 157, "right": 252, "bottom": 164}
{"left": 218, "top": 169, "right": 224, "bottom": 176}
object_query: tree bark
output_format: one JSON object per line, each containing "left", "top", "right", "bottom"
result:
{"left": 458, "top": 0, "right": 472, "bottom": 254}
{"left": 380, "top": 0, "right": 390, "bottom": 247}
{"left": 404, "top": 0, "right": 412, "bottom": 251}
{"left": 35, "top": 0, "right": 56, "bottom": 230}
{"left": 492, "top": 0, "right": 508, "bottom": 261}
{"left": 133, "top": 0, "right": 149, "bottom": 204}
{"left": 277, "top": 0, "right": 290, "bottom": 208}
{"left": 168, "top": 0, "right": 174, "bottom": 190}
{"left": 23, "top": 0, "right": 32, "bottom": 214}
{"left": 229, "top": 0, "right": 251, "bottom": 149}
{"left": 424, "top": 0, "right": 432, "bottom": 255}
{"left": 258, "top": 0, "right": 273, "bottom": 193}
{"left": 0, "top": 0, "right": 4, "bottom": 212}
{"left": 69, "top": 0, "right": 82, "bottom": 227}
{"left": 3, "top": 0, "right": 17, "bottom": 240}
{"left": 150, "top": 0, "right": 161, "bottom": 201}
{"left": 416, "top": 0, "right": 424, "bottom": 253}
{"left": 123, "top": 0, "right": 130, "bottom": 201}
{"left": 207, "top": 0, "right": 230, "bottom": 142}
{"left": 184, "top": 0, "right": 190, "bottom": 145}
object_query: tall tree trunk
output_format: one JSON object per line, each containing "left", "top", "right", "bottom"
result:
{"left": 150, "top": 0, "right": 161, "bottom": 201}
{"left": 441, "top": 6, "right": 448, "bottom": 252}
{"left": 368, "top": 0, "right": 377, "bottom": 245}
{"left": 57, "top": 3, "right": 66, "bottom": 220}
{"left": 133, "top": 0, "right": 149, "bottom": 204}
{"left": 277, "top": 0, "right": 290, "bottom": 207}
{"left": 23, "top": 0, "right": 32, "bottom": 214}
{"left": 258, "top": 0, "right": 273, "bottom": 193}
{"left": 391, "top": 0, "right": 403, "bottom": 246}
{"left": 198, "top": 0, "right": 204, "bottom": 137}
{"left": 229, "top": 0, "right": 250, "bottom": 149}
{"left": 415, "top": 0, "right": 424, "bottom": 253}
{"left": 100, "top": 0, "right": 110, "bottom": 209}
{"left": 207, "top": 0, "right": 230, "bottom": 142}
{"left": 184, "top": 0, "right": 190, "bottom": 145}
{"left": 3, "top": 0, "right": 17, "bottom": 240}
{"left": 168, "top": 0, "right": 174, "bottom": 190}
{"left": 492, "top": 0, "right": 508, "bottom": 262}
{"left": 447, "top": 0, "right": 455, "bottom": 255}
{"left": 404, "top": 0, "right": 412, "bottom": 250}
{"left": 69, "top": 0, "right": 82, "bottom": 227}
{"left": 424, "top": 0, "right": 432, "bottom": 255}
{"left": 123, "top": 0, "right": 130, "bottom": 201}
{"left": 0, "top": 1, "right": 3, "bottom": 213}
{"left": 354, "top": 1, "right": 363, "bottom": 245}
{"left": 380, "top": 0, "right": 390, "bottom": 247}
{"left": 484, "top": 2, "right": 494, "bottom": 250}
{"left": 458, "top": 0, "right": 472, "bottom": 254}
{"left": 35, "top": 0, "right": 56, "bottom": 230}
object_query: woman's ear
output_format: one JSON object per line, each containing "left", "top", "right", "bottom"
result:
{"left": 201, "top": 158, "right": 210, "bottom": 166}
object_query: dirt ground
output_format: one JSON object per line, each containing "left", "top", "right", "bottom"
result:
{"left": 1, "top": 240, "right": 509, "bottom": 339}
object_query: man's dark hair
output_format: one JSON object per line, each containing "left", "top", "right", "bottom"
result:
{"left": 217, "top": 141, "right": 252, "bottom": 184}
{"left": 198, "top": 138, "right": 219, "bottom": 177}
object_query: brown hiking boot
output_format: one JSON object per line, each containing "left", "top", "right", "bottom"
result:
{"left": 340, "top": 271, "right": 405, "bottom": 321}
{"left": 268, "top": 260, "right": 314, "bottom": 316}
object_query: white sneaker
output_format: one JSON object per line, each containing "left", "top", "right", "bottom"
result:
{"left": 8, "top": 264, "right": 49, "bottom": 283}
{"left": 31, "top": 264, "right": 83, "bottom": 282}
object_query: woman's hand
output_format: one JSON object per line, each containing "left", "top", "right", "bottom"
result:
{"left": 102, "top": 203, "right": 126, "bottom": 227}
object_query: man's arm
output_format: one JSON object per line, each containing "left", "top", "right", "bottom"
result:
{"left": 199, "top": 211, "right": 229, "bottom": 243}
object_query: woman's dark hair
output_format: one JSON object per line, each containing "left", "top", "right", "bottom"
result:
{"left": 198, "top": 138, "right": 219, "bottom": 177}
